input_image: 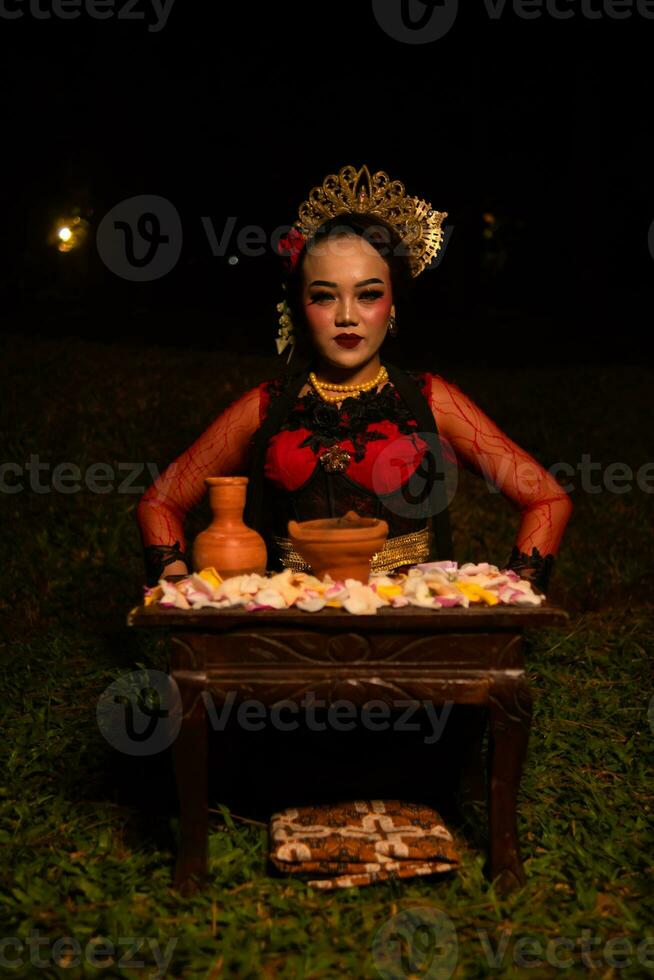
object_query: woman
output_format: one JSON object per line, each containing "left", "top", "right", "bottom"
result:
{"left": 135, "top": 164, "right": 572, "bottom": 594}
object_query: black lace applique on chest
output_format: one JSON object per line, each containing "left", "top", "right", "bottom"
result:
{"left": 263, "top": 372, "right": 426, "bottom": 464}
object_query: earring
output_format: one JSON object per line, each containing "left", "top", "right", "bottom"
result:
{"left": 387, "top": 314, "right": 398, "bottom": 338}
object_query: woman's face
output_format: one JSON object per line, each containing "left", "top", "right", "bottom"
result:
{"left": 299, "top": 233, "right": 395, "bottom": 375}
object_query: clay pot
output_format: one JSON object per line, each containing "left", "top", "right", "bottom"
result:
{"left": 192, "top": 476, "right": 267, "bottom": 577}
{"left": 288, "top": 510, "right": 389, "bottom": 584}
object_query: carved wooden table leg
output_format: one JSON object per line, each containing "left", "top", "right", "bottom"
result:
{"left": 172, "top": 670, "right": 208, "bottom": 894}
{"left": 487, "top": 666, "right": 533, "bottom": 894}
{"left": 457, "top": 705, "right": 488, "bottom": 807}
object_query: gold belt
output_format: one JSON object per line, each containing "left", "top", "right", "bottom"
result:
{"left": 272, "top": 526, "right": 430, "bottom": 576}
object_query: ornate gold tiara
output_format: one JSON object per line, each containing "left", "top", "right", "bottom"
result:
{"left": 292, "top": 163, "right": 447, "bottom": 278}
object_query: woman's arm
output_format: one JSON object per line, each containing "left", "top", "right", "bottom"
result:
{"left": 430, "top": 375, "right": 573, "bottom": 591}
{"left": 135, "top": 384, "right": 263, "bottom": 585}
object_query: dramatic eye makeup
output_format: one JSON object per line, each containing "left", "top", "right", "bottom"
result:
{"left": 308, "top": 289, "right": 384, "bottom": 304}
{"left": 307, "top": 277, "right": 386, "bottom": 304}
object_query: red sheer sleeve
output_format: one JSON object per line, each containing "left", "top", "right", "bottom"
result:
{"left": 135, "top": 383, "right": 265, "bottom": 583}
{"left": 429, "top": 374, "right": 573, "bottom": 586}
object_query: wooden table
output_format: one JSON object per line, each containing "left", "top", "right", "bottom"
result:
{"left": 127, "top": 602, "right": 568, "bottom": 894}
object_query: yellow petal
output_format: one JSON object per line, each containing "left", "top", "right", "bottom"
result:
{"left": 376, "top": 585, "right": 403, "bottom": 600}
{"left": 457, "top": 582, "right": 499, "bottom": 605}
{"left": 197, "top": 567, "right": 223, "bottom": 589}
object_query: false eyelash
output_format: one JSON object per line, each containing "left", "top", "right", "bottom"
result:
{"left": 310, "top": 290, "right": 383, "bottom": 303}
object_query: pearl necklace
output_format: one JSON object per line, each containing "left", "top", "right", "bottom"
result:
{"left": 309, "top": 365, "right": 389, "bottom": 403}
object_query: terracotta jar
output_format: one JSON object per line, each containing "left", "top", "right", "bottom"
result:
{"left": 192, "top": 476, "right": 267, "bottom": 578}
{"left": 288, "top": 510, "right": 389, "bottom": 584}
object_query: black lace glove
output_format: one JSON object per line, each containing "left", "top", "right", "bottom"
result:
{"left": 143, "top": 540, "right": 190, "bottom": 588}
{"left": 506, "top": 545, "right": 555, "bottom": 596}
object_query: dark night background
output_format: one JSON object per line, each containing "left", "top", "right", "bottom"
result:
{"left": 1, "top": 2, "right": 651, "bottom": 362}
{"left": 1, "top": 5, "right": 653, "bottom": 960}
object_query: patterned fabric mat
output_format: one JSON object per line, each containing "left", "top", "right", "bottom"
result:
{"left": 269, "top": 799, "right": 461, "bottom": 890}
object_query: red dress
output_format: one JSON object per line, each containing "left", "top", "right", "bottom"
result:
{"left": 256, "top": 369, "right": 448, "bottom": 572}
{"left": 261, "top": 371, "right": 435, "bottom": 495}
{"left": 135, "top": 370, "right": 572, "bottom": 588}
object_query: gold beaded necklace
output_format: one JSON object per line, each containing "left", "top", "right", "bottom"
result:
{"left": 309, "top": 365, "right": 389, "bottom": 404}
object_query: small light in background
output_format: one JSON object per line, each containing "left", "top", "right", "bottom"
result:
{"left": 227, "top": 255, "right": 239, "bottom": 265}
{"left": 482, "top": 212, "right": 496, "bottom": 240}
{"left": 49, "top": 208, "right": 91, "bottom": 253}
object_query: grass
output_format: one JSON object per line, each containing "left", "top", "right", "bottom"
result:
{"left": 0, "top": 333, "right": 652, "bottom": 978}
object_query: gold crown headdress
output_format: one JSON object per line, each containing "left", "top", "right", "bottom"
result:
{"left": 275, "top": 164, "right": 447, "bottom": 360}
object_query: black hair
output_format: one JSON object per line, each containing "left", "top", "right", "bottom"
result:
{"left": 281, "top": 213, "right": 415, "bottom": 366}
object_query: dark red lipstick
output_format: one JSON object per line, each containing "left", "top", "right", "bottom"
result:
{"left": 334, "top": 333, "right": 362, "bottom": 348}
